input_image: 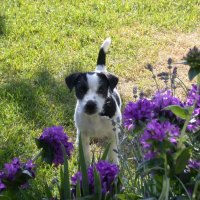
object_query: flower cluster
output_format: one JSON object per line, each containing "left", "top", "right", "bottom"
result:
{"left": 37, "top": 126, "right": 74, "bottom": 166}
{"left": 140, "top": 120, "right": 180, "bottom": 160}
{"left": 183, "top": 46, "right": 200, "bottom": 69}
{"left": 71, "top": 171, "right": 82, "bottom": 185}
{"left": 186, "top": 84, "right": 200, "bottom": 107}
{"left": 0, "top": 158, "right": 36, "bottom": 192}
{"left": 123, "top": 98, "right": 154, "bottom": 130}
{"left": 123, "top": 90, "right": 183, "bottom": 131}
{"left": 123, "top": 83, "right": 200, "bottom": 161}
{"left": 152, "top": 90, "right": 182, "bottom": 120}
{"left": 186, "top": 84, "right": 200, "bottom": 132}
{"left": 71, "top": 160, "right": 119, "bottom": 195}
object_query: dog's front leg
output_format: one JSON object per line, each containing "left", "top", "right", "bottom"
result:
{"left": 108, "top": 130, "right": 119, "bottom": 165}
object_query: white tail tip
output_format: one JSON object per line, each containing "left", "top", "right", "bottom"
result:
{"left": 101, "top": 37, "right": 111, "bottom": 53}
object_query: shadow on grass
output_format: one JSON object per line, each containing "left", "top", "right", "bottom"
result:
{"left": 0, "top": 69, "right": 76, "bottom": 164}
{"left": 0, "top": 69, "right": 75, "bottom": 129}
{"left": 0, "top": 15, "right": 6, "bottom": 36}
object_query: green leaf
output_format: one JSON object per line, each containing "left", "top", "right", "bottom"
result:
{"left": 163, "top": 105, "right": 190, "bottom": 119}
{"left": 1, "top": 190, "right": 21, "bottom": 200}
{"left": 60, "top": 144, "right": 71, "bottom": 200}
{"left": 76, "top": 180, "right": 81, "bottom": 198}
{"left": 79, "top": 134, "right": 89, "bottom": 196}
{"left": 79, "top": 195, "right": 96, "bottom": 200}
{"left": 35, "top": 138, "right": 41, "bottom": 148}
{"left": 60, "top": 166, "right": 66, "bottom": 200}
{"left": 101, "top": 143, "right": 111, "bottom": 160}
{"left": 137, "top": 158, "right": 164, "bottom": 174}
{"left": 116, "top": 193, "right": 142, "bottom": 200}
{"left": 20, "top": 190, "right": 36, "bottom": 200}
{"left": 188, "top": 67, "right": 200, "bottom": 81}
{"left": 116, "top": 194, "right": 126, "bottom": 200}
{"left": 175, "top": 176, "right": 192, "bottom": 200}
{"left": 94, "top": 166, "right": 102, "bottom": 200}
{"left": 35, "top": 138, "right": 54, "bottom": 165}
{"left": 0, "top": 196, "right": 10, "bottom": 200}
{"left": 175, "top": 148, "right": 191, "bottom": 174}
{"left": 44, "top": 181, "right": 53, "bottom": 199}
{"left": 159, "top": 175, "right": 170, "bottom": 200}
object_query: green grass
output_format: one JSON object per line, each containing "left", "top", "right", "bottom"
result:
{"left": 0, "top": 0, "right": 199, "bottom": 198}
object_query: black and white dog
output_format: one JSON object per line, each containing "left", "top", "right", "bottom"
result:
{"left": 65, "top": 38, "right": 121, "bottom": 166}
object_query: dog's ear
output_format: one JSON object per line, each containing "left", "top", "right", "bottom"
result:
{"left": 106, "top": 73, "right": 119, "bottom": 91}
{"left": 65, "top": 73, "right": 81, "bottom": 91}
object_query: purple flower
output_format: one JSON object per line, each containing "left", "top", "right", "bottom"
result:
{"left": 187, "top": 111, "right": 200, "bottom": 133}
{"left": 144, "top": 151, "right": 157, "bottom": 160}
{"left": 140, "top": 120, "right": 180, "bottom": 160}
{"left": 123, "top": 90, "right": 184, "bottom": 131}
{"left": 2, "top": 158, "right": 21, "bottom": 181}
{"left": 0, "top": 158, "right": 36, "bottom": 191}
{"left": 71, "top": 171, "right": 82, "bottom": 185}
{"left": 188, "top": 159, "right": 200, "bottom": 170}
{"left": 38, "top": 126, "right": 74, "bottom": 166}
{"left": 186, "top": 84, "right": 200, "bottom": 132}
{"left": 152, "top": 90, "right": 182, "bottom": 120}
{"left": 186, "top": 84, "right": 200, "bottom": 107}
{"left": 123, "top": 98, "right": 154, "bottom": 130}
{"left": 71, "top": 160, "right": 119, "bottom": 195}
{"left": 0, "top": 180, "right": 6, "bottom": 192}
{"left": 24, "top": 160, "right": 36, "bottom": 177}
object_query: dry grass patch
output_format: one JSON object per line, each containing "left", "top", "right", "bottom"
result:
{"left": 117, "top": 28, "right": 200, "bottom": 101}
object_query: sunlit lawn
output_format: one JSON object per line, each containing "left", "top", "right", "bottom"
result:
{"left": 0, "top": 0, "right": 199, "bottom": 198}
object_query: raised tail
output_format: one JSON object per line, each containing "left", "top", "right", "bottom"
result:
{"left": 96, "top": 37, "right": 111, "bottom": 72}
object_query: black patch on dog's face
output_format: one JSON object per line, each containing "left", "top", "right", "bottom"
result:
{"left": 65, "top": 73, "right": 89, "bottom": 100}
{"left": 96, "top": 72, "right": 119, "bottom": 96}
{"left": 97, "top": 73, "right": 109, "bottom": 98}
{"left": 65, "top": 73, "right": 82, "bottom": 91}
{"left": 106, "top": 73, "right": 119, "bottom": 92}
{"left": 99, "top": 96, "right": 116, "bottom": 118}
{"left": 74, "top": 74, "right": 89, "bottom": 100}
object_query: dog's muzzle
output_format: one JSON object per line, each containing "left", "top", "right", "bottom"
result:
{"left": 84, "top": 100, "right": 97, "bottom": 115}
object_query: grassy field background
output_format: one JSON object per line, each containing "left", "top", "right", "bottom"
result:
{"left": 0, "top": 0, "right": 200, "bottom": 198}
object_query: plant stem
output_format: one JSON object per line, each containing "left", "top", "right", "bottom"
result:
{"left": 152, "top": 71, "right": 160, "bottom": 91}
{"left": 192, "top": 172, "right": 200, "bottom": 199}
{"left": 178, "top": 114, "right": 191, "bottom": 148}
{"left": 175, "top": 176, "right": 192, "bottom": 200}
{"left": 169, "top": 67, "right": 172, "bottom": 92}
{"left": 159, "top": 155, "right": 170, "bottom": 200}
{"left": 176, "top": 77, "right": 188, "bottom": 96}
{"left": 32, "top": 150, "right": 43, "bottom": 162}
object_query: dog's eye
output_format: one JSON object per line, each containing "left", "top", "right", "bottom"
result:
{"left": 98, "top": 86, "right": 106, "bottom": 93}
{"left": 79, "top": 86, "right": 87, "bottom": 93}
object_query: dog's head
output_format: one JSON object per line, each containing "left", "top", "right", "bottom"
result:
{"left": 65, "top": 72, "right": 118, "bottom": 115}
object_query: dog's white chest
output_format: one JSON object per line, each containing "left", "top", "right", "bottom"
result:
{"left": 75, "top": 111, "right": 116, "bottom": 138}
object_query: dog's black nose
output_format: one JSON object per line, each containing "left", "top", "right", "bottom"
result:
{"left": 85, "top": 100, "right": 97, "bottom": 115}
